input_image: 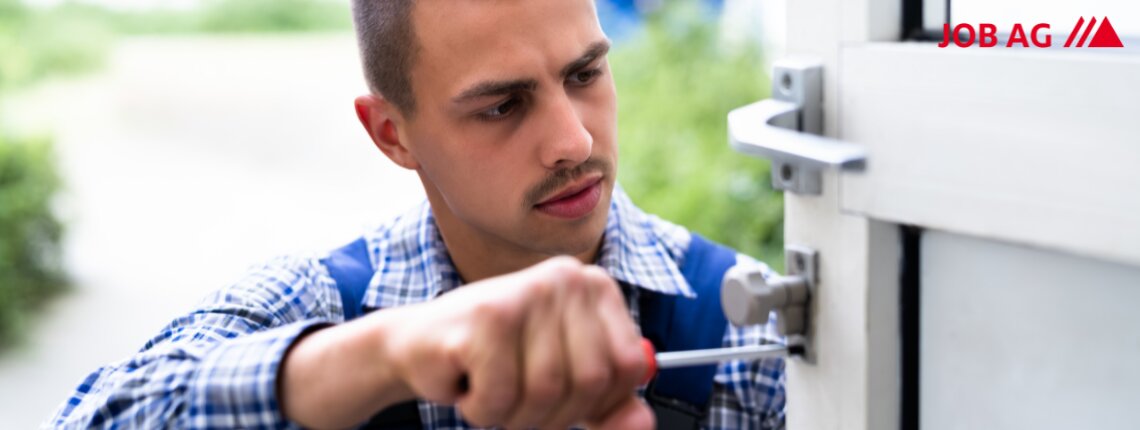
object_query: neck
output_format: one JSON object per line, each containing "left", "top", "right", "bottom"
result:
{"left": 425, "top": 201, "right": 603, "bottom": 284}
{"left": 441, "top": 226, "right": 603, "bottom": 284}
{"left": 417, "top": 171, "right": 612, "bottom": 283}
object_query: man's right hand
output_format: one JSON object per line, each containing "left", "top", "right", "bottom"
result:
{"left": 280, "top": 256, "right": 654, "bottom": 430}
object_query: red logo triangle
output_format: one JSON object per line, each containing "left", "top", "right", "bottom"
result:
{"left": 1089, "top": 17, "right": 1125, "bottom": 47}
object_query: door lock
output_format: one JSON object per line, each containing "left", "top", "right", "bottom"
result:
{"left": 721, "top": 245, "right": 817, "bottom": 360}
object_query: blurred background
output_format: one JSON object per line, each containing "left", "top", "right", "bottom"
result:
{"left": 0, "top": 0, "right": 784, "bottom": 426}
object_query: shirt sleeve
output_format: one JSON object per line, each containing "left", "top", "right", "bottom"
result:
{"left": 46, "top": 254, "right": 342, "bottom": 429}
{"left": 704, "top": 253, "right": 787, "bottom": 430}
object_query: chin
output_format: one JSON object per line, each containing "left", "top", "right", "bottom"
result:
{"left": 536, "top": 207, "right": 610, "bottom": 257}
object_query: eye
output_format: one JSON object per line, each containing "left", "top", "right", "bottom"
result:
{"left": 476, "top": 96, "right": 521, "bottom": 121}
{"left": 567, "top": 68, "right": 602, "bottom": 87}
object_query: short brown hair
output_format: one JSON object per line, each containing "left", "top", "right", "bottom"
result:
{"left": 352, "top": 0, "right": 419, "bottom": 115}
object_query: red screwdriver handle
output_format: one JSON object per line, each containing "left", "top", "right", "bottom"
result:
{"left": 640, "top": 338, "right": 657, "bottom": 385}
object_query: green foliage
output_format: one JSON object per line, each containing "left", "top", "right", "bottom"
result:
{"left": 0, "top": 135, "right": 67, "bottom": 346}
{"left": 0, "top": 0, "right": 351, "bottom": 41}
{"left": 197, "top": 0, "right": 351, "bottom": 33}
{"left": 613, "top": 8, "right": 785, "bottom": 270}
{"left": 0, "top": 1, "right": 112, "bottom": 90}
{"left": 92, "top": 0, "right": 352, "bottom": 35}
{"left": 1, "top": 0, "right": 72, "bottom": 347}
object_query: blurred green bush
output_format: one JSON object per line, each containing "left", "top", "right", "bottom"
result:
{"left": 1, "top": 0, "right": 75, "bottom": 347}
{"left": 0, "top": 0, "right": 112, "bottom": 90}
{"left": 0, "top": 135, "right": 67, "bottom": 346}
{"left": 84, "top": 0, "right": 351, "bottom": 35}
{"left": 613, "top": 8, "right": 785, "bottom": 270}
{"left": 197, "top": 0, "right": 351, "bottom": 33}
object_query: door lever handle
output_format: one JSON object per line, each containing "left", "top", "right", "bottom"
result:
{"left": 728, "top": 59, "right": 867, "bottom": 195}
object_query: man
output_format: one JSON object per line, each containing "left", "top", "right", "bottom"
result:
{"left": 49, "top": 0, "right": 785, "bottom": 428}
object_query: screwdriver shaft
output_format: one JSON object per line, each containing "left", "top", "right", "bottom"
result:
{"left": 655, "top": 344, "right": 789, "bottom": 369}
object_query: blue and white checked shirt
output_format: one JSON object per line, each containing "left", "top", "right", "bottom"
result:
{"left": 49, "top": 186, "right": 785, "bottom": 429}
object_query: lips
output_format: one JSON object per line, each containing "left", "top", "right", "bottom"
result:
{"left": 534, "top": 176, "right": 603, "bottom": 220}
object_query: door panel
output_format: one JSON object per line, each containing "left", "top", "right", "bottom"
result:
{"left": 921, "top": 230, "right": 1140, "bottom": 429}
{"left": 838, "top": 44, "right": 1140, "bottom": 266}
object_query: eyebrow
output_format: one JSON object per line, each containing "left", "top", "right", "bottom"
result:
{"left": 559, "top": 40, "right": 611, "bottom": 78}
{"left": 452, "top": 79, "right": 539, "bottom": 104}
{"left": 451, "top": 39, "right": 612, "bottom": 104}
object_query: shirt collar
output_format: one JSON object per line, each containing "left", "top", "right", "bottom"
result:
{"left": 360, "top": 184, "right": 694, "bottom": 311}
{"left": 596, "top": 185, "right": 695, "bottom": 297}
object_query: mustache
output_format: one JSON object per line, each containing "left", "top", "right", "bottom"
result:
{"left": 524, "top": 158, "right": 612, "bottom": 207}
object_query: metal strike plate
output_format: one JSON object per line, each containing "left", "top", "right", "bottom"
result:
{"left": 783, "top": 245, "right": 817, "bottom": 363}
{"left": 728, "top": 59, "right": 867, "bottom": 195}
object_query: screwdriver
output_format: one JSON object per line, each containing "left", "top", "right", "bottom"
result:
{"left": 457, "top": 338, "right": 799, "bottom": 391}
{"left": 639, "top": 338, "right": 798, "bottom": 384}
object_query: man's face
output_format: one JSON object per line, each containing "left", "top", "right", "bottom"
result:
{"left": 399, "top": 0, "right": 617, "bottom": 257}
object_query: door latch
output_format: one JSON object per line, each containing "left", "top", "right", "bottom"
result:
{"left": 727, "top": 59, "right": 867, "bottom": 195}
{"left": 721, "top": 245, "right": 817, "bottom": 360}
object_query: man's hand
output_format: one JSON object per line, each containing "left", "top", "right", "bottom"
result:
{"left": 280, "top": 256, "right": 654, "bottom": 430}
{"left": 387, "top": 256, "right": 652, "bottom": 429}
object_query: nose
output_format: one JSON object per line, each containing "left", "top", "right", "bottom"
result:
{"left": 538, "top": 95, "right": 593, "bottom": 170}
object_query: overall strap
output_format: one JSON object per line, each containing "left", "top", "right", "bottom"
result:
{"left": 639, "top": 233, "right": 736, "bottom": 430}
{"left": 321, "top": 238, "right": 423, "bottom": 430}
{"left": 321, "top": 237, "right": 372, "bottom": 321}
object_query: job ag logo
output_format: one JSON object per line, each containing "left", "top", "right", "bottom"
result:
{"left": 939, "top": 16, "right": 1124, "bottom": 48}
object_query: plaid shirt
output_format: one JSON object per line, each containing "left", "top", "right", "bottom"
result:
{"left": 49, "top": 186, "right": 785, "bottom": 429}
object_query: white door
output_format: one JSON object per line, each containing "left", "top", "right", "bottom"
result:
{"left": 729, "top": 1, "right": 1140, "bottom": 429}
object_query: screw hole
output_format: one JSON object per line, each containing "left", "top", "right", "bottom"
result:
{"left": 780, "top": 73, "right": 794, "bottom": 93}
{"left": 794, "top": 254, "right": 806, "bottom": 272}
{"left": 780, "top": 164, "right": 794, "bottom": 182}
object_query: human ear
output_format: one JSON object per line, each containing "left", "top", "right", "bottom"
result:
{"left": 354, "top": 94, "right": 420, "bottom": 170}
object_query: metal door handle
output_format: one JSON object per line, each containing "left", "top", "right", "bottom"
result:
{"left": 728, "top": 59, "right": 867, "bottom": 195}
